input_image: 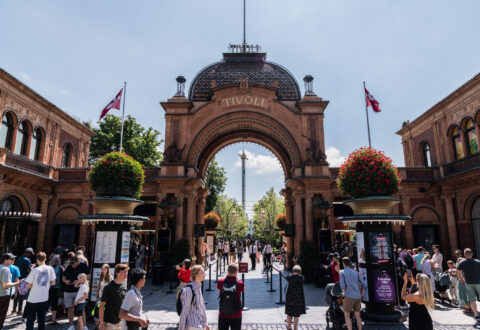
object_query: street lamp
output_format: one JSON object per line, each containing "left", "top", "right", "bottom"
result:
{"left": 224, "top": 198, "right": 238, "bottom": 239}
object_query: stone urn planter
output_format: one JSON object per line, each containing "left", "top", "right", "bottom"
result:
{"left": 204, "top": 212, "right": 220, "bottom": 231}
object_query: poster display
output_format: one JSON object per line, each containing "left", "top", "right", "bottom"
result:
{"left": 120, "top": 232, "right": 130, "bottom": 263}
{"left": 372, "top": 269, "right": 396, "bottom": 303}
{"left": 368, "top": 232, "right": 392, "bottom": 264}
{"left": 356, "top": 232, "right": 369, "bottom": 302}
{"left": 94, "top": 231, "right": 117, "bottom": 264}
{"left": 207, "top": 236, "right": 214, "bottom": 256}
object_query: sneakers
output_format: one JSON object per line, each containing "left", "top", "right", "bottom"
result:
{"left": 83, "top": 326, "right": 89, "bottom": 330}
{"left": 67, "top": 326, "right": 76, "bottom": 330}
{"left": 475, "top": 315, "right": 480, "bottom": 322}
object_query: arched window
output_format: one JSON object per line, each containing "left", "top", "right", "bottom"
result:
{"left": 61, "top": 143, "right": 73, "bottom": 168}
{"left": 422, "top": 142, "right": 431, "bottom": 167}
{"left": 452, "top": 127, "right": 464, "bottom": 159}
{"left": 472, "top": 198, "right": 480, "bottom": 258}
{"left": 465, "top": 119, "right": 479, "bottom": 155}
{"left": 29, "top": 129, "right": 42, "bottom": 161}
{"left": 14, "top": 121, "right": 29, "bottom": 156}
{"left": 0, "top": 113, "right": 14, "bottom": 150}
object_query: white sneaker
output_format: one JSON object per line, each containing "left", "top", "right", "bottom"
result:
{"left": 67, "top": 326, "right": 75, "bottom": 330}
{"left": 83, "top": 327, "right": 89, "bottom": 330}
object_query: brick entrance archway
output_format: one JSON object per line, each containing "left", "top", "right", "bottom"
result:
{"left": 156, "top": 47, "right": 334, "bottom": 263}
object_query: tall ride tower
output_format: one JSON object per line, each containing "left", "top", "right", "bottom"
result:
{"left": 240, "top": 150, "right": 247, "bottom": 213}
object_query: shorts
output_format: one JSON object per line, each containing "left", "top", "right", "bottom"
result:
{"left": 63, "top": 292, "right": 77, "bottom": 308}
{"left": 343, "top": 297, "right": 361, "bottom": 313}
{"left": 105, "top": 322, "right": 122, "bottom": 330}
{"left": 465, "top": 283, "right": 480, "bottom": 303}
{"left": 74, "top": 302, "right": 86, "bottom": 316}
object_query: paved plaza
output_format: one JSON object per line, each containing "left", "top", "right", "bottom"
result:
{"left": 3, "top": 259, "right": 477, "bottom": 329}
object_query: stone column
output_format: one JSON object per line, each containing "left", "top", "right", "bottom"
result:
{"left": 402, "top": 196, "right": 414, "bottom": 248}
{"left": 186, "top": 191, "right": 197, "bottom": 260}
{"left": 36, "top": 194, "right": 52, "bottom": 251}
{"left": 294, "top": 194, "right": 304, "bottom": 259}
{"left": 285, "top": 196, "right": 293, "bottom": 266}
{"left": 442, "top": 194, "right": 459, "bottom": 254}
{"left": 196, "top": 196, "right": 206, "bottom": 265}
{"left": 175, "top": 193, "right": 185, "bottom": 242}
{"left": 305, "top": 194, "right": 314, "bottom": 242}
{"left": 155, "top": 193, "right": 166, "bottom": 261}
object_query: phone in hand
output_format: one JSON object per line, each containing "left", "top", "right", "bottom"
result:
{"left": 406, "top": 270, "right": 412, "bottom": 278}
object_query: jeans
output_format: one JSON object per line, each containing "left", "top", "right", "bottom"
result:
{"left": 13, "top": 292, "right": 26, "bottom": 312}
{"left": 0, "top": 295, "right": 10, "bottom": 328}
{"left": 25, "top": 300, "right": 49, "bottom": 330}
{"left": 218, "top": 317, "right": 242, "bottom": 330}
{"left": 250, "top": 254, "right": 256, "bottom": 269}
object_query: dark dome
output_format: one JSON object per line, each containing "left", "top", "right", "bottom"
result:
{"left": 189, "top": 52, "right": 301, "bottom": 101}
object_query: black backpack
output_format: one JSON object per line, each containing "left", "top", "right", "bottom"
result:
{"left": 176, "top": 284, "right": 195, "bottom": 316}
{"left": 404, "top": 254, "right": 414, "bottom": 270}
{"left": 219, "top": 280, "right": 241, "bottom": 316}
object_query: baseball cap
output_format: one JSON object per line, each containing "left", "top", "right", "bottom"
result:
{"left": 333, "top": 253, "right": 340, "bottom": 259}
{"left": 25, "top": 247, "right": 34, "bottom": 254}
{"left": 1, "top": 253, "right": 16, "bottom": 261}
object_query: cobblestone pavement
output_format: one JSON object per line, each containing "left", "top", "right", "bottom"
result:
{"left": 4, "top": 257, "right": 479, "bottom": 329}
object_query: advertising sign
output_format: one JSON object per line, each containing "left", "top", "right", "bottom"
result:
{"left": 356, "top": 232, "right": 369, "bottom": 302}
{"left": 120, "top": 232, "right": 130, "bottom": 263}
{"left": 238, "top": 262, "right": 249, "bottom": 273}
{"left": 368, "top": 232, "right": 392, "bottom": 264}
{"left": 372, "top": 269, "right": 397, "bottom": 303}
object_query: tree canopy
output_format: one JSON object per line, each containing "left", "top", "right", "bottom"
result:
{"left": 252, "top": 187, "right": 285, "bottom": 242}
{"left": 204, "top": 157, "right": 227, "bottom": 213}
{"left": 89, "top": 114, "right": 163, "bottom": 166}
{"left": 214, "top": 195, "right": 249, "bottom": 238}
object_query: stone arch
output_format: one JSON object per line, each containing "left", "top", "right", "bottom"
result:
{"left": 461, "top": 116, "right": 475, "bottom": 130}
{"left": 0, "top": 191, "right": 31, "bottom": 212}
{"left": 463, "top": 191, "right": 480, "bottom": 220}
{"left": 411, "top": 205, "right": 440, "bottom": 223}
{"left": 187, "top": 110, "right": 301, "bottom": 179}
{"left": 54, "top": 206, "right": 81, "bottom": 224}
{"left": 1, "top": 109, "right": 19, "bottom": 126}
{"left": 476, "top": 109, "right": 480, "bottom": 122}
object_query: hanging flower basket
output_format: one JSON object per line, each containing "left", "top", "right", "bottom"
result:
{"left": 275, "top": 213, "right": 287, "bottom": 229}
{"left": 89, "top": 152, "right": 145, "bottom": 199}
{"left": 158, "top": 198, "right": 182, "bottom": 218}
{"left": 336, "top": 147, "right": 401, "bottom": 198}
{"left": 204, "top": 212, "right": 221, "bottom": 230}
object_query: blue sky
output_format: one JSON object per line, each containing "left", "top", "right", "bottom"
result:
{"left": 1, "top": 1, "right": 479, "bottom": 210}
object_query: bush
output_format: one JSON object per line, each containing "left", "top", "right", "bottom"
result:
{"left": 89, "top": 152, "right": 145, "bottom": 198}
{"left": 275, "top": 213, "right": 287, "bottom": 229}
{"left": 336, "top": 147, "right": 401, "bottom": 198}
{"left": 297, "top": 240, "right": 320, "bottom": 282}
{"left": 204, "top": 212, "right": 221, "bottom": 229}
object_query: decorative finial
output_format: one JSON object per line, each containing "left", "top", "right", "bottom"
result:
{"left": 303, "top": 75, "right": 315, "bottom": 96}
{"left": 175, "top": 76, "right": 186, "bottom": 97}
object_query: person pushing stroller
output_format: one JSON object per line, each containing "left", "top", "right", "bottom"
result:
{"left": 339, "top": 257, "right": 363, "bottom": 330}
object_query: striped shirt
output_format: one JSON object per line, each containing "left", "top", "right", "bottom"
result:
{"left": 178, "top": 282, "right": 207, "bottom": 330}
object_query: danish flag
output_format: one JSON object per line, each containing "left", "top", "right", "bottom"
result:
{"left": 99, "top": 88, "right": 123, "bottom": 120}
{"left": 364, "top": 87, "right": 381, "bottom": 113}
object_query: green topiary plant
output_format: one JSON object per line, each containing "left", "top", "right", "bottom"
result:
{"left": 336, "top": 147, "right": 401, "bottom": 198}
{"left": 275, "top": 213, "right": 287, "bottom": 229}
{"left": 89, "top": 152, "right": 145, "bottom": 198}
{"left": 204, "top": 212, "right": 221, "bottom": 229}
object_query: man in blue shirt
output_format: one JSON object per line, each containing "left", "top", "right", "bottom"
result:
{"left": 8, "top": 262, "right": 20, "bottom": 308}
{"left": 413, "top": 247, "right": 425, "bottom": 277}
{"left": 340, "top": 257, "right": 364, "bottom": 330}
{"left": 13, "top": 247, "right": 34, "bottom": 315}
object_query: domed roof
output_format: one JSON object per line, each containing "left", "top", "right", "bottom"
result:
{"left": 189, "top": 51, "right": 301, "bottom": 101}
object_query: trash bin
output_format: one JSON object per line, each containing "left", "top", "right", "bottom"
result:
{"left": 152, "top": 263, "right": 164, "bottom": 285}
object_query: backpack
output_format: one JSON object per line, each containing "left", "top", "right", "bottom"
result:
{"left": 404, "top": 254, "right": 414, "bottom": 270}
{"left": 219, "top": 280, "right": 240, "bottom": 316}
{"left": 176, "top": 284, "right": 195, "bottom": 316}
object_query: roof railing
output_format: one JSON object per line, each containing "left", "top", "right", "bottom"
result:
{"left": 228, "top": 43, "right": 262, "bottom": 53}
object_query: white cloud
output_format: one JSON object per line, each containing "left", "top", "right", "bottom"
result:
{"left": 58, "top": 89, "right": 72, "bottom": 96}
{"left": 234, "top": 150, "right": 283, "bottom": 175}
{"left": 19, "top": 73, "right": 32, "bottom": 82}
{"left": 326, "top": 146, "right": 346, "bottom": 167}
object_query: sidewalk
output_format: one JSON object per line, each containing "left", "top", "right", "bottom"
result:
{"left": 3, "top": 257, "right": 477, "bottom": 329}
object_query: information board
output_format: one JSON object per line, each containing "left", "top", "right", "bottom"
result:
{"left": 239, "top": 262, "right": 249, "bottom": 273}
{"left": 284, "top": 224, "right": 295, "bottom": 237}
{"left": 194, "top": 224, "right": 205, "bottom": 238}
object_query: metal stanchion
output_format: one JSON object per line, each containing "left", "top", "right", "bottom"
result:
{"left": 275, "top": 268, "right": 284, "bottom": 305}
{"left": 215, "top": 259, "right": 219, "bottom": 283}
{"left": 166, "top": 266, "right": 175, "bottom": 294}
{"left": 223, "top": 256, "right": 226, "bottom": 273}
{"left": 268, "top": 266, "right": 276, "bottom": 292}
{"left": 241, "top": 273, "right": 249, "bottom": 311}
{"left": 264, "top": 263, "right": 270, "bottom": 284}
{"left": 206, "top": 261, "right": 214, "bottom": 291}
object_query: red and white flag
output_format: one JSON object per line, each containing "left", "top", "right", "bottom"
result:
{"left": 364, "top": 87, "right": 381, "bottom": 113}
{"left": 99, "top": 88, "right": 123, "bottom": 120}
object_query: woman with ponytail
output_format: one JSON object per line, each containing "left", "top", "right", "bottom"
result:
{"left": 401, "top": 273, "right": 434, "bottom": 330}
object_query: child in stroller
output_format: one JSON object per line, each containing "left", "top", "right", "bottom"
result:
{"left": 325, "top": 282, "right": 358, "bottom": 330}
{"left": 434, "top": 271, "right": 452, "bottom": 304}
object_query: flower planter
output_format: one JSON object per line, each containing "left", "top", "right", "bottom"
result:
{"left": 344, "top": 196, "right": 400, "bottom": 215}
{"left": 95, "top": 185, "right": 137, "bottom": 198}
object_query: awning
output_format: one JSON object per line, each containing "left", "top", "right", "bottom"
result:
{"left": 0, "top": 211, "right": 42, "bottom": 222}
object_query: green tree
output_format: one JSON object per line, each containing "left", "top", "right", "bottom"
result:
{"left": 214, "top": 195, "right": 249, "bottom": 238}
{"left": 252, "top": 187, "right": 285, "bottom": 243}
{"left": 204, "top": 157, "right": 227, "bottom": 213}
{"left": 89, "top": 114, "right": 163, "bottom": 166}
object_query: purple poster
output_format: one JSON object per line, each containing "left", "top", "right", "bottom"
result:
{"left": 372, "top": 269, "right": 396, "bottom": 303}
{"left": 368, "top": 232, "right": 392, "bottom": 264}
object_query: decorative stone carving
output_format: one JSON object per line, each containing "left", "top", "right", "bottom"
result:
{"left": 162, "top": 142, "right": 186, "bottom": 164}
{"left": 302, "top": 134, "right": 327, "bottom": 164}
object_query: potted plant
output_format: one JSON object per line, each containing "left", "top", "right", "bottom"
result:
{"left": 204, "top": 212, "right": 220, "bottom": 230}
{"left": 89, "top": 152, "right": 145, "bottom": 198}
{"left": 158, "top": 198, "right": 182, "bottom": 218}
{"left": 336, "top": 147, "right": 402, "bottom": 214}
{"left": 275, "top": 213, "right": 287, "bottom": 229}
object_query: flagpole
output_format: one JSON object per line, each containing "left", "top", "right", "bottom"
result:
{"left": 363, "top": 81, "right": 372, "bottom": 148}
{"left": 119, "top": 81, "right": 127, "bottom": 153}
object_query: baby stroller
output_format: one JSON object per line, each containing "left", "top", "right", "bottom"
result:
{"left": 434, "top": 271, "right": 452, "bottom": 305}
{"left": 325, "top": 282, "right": 358, "bottom": 330}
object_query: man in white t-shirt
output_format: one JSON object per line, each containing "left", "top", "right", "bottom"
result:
{"left": 25, "top": 252, "right": 56, "bottom": 330}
